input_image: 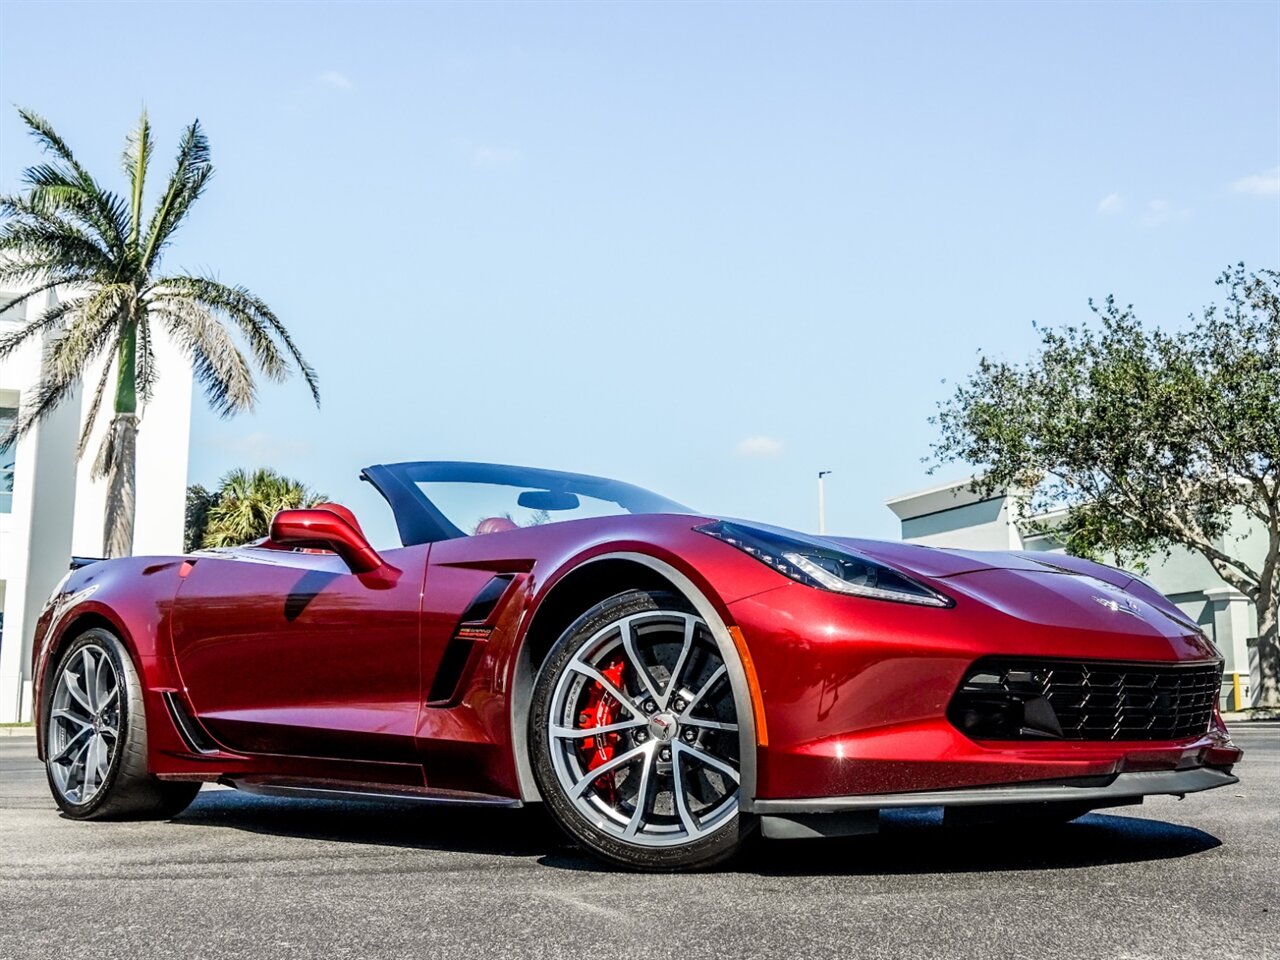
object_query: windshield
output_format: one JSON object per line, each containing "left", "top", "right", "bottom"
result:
{"left": 363, "top": 461, "right": 693, "bottom": 545}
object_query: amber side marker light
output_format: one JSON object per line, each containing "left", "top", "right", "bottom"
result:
{"left": 728, "top": 626, "right": 769, "bottom": 747}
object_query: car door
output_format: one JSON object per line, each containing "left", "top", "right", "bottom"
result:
{"left": 170, "top": 544, "right": 428, "bottom": 761}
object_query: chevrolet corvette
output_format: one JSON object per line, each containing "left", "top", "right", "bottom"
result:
{"left": 33, "top": 461, "right": 1242, "bottom": 869}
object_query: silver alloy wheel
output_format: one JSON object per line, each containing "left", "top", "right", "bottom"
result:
{"left": 547, "top": 610, "right": 741, "bottom": 848}
{"left": 47, "top": 644, "right": 121, "bottom": 805}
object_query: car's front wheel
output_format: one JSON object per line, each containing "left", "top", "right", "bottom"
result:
{"left": 530, "top": 590, "right": 753, "bottom": 870}
{"left": 44, "top": 628, "right": 201, "bottom": 820}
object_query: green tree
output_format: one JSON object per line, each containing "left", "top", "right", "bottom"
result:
{"left": 0, "top": 109, "right": 320, "bottom": 557}
{"left": 932, "top": 264, "right": 1279, "bottom": 707}
{"left": 184, "top": 483, "right": 218, "bottom": 553}
{"left": 201, "top": 467, "right": 325, "bottom": 548}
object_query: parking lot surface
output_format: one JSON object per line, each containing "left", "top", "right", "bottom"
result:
{"left": 1, "top": 724, "right": 1276, "bottom": 960}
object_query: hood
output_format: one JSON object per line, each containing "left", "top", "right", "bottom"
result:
{"left": 820, "top": 536, "right": 1135, "bottom": 584}
{"left": 822, "top": 536, "right": 1206, "bottom": 645}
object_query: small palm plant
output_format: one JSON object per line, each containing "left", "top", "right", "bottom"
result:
{"left": 0, "top": 109, "right": 319, "bottom": 557}
{"left": 201, "top": 467, "right": 325, "bottom": 548}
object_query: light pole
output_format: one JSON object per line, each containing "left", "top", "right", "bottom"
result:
{"left": 817, "top": 470, "right": 832, "bottom": 534}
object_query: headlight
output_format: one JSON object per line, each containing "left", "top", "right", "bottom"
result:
{"left": 696, "top": 520, "right": 953, "bottom": 608}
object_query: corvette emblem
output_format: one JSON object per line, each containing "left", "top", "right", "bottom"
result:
{"left": 648, "top": 713, "right": 677, "bottom": 742}
{"left": 1094, "top": 595, "right": 1143, "bottom": 618}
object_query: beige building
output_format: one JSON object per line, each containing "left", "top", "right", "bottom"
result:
{"left": 886, "top": 479, "right": 1263, "bottom": 709}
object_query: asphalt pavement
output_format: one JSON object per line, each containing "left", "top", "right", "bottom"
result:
{"left": 1, "top": 724, "right": 1276, "bottom": 960}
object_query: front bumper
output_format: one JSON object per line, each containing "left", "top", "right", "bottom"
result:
{"left": 727, "top": 583, "right": 1243, "bottom": 800}
{"left": 748, "top": 766, "right": 1238, "bottom": 814}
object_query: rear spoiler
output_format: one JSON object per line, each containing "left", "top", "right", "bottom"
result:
{"left": 70, "top": 556, "right": 103, "bottom": 571}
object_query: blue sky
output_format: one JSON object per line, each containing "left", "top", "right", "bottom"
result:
{"left": 1, "top": 1, "right": 1277, "bottom": 547}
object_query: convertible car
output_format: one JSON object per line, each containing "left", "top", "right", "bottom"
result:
{"left": 32, "top": 461, "right": 1241, "bottom": 870}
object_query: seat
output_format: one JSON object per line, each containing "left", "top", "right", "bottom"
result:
{"left": 474, "top": 516, "right": 519, "bottom": 535}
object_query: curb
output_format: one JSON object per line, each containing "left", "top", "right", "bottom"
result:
{"left": 1221, "top": 711, "right": 1280, "bottom": 723}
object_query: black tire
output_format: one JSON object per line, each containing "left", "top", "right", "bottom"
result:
{"left": 43, "top": 628, "right": 201, "bottom": 820}
{"left": 529, "top": 589, "right": 755, "bottom": 871}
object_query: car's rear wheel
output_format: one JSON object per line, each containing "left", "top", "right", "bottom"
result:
{"left": 530, "top": 589, "right": 753, "bottom": 871}
{"left": 44, "top": 628, "right": 201, "bottom": 820}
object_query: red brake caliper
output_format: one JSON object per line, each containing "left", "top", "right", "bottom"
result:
{"left": 579, "top": 659, "right": 626, "bottom": 804}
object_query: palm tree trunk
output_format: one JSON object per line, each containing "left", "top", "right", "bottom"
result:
{"left": 102, "top": 414, "right": 138, "bottom": 557}
{"left": 103, "top": 321, "right": 139, "bottom": 558}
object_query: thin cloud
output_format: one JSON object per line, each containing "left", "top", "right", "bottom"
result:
{"left": 1141, "top": 199, "right": 1191, "bottom": 226}
{"left": 1231, "top": 167, "right": 1280, "bottom": 197}
{"left": 1096, "top": 192, "right": 1123, "bottom": 215}
{"left": 315, "top": 70, "right": 353, "bottom": 91}
{"left": 736, "top": 436, "right": 784, "bottom": 458}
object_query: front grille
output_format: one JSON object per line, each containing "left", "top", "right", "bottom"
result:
{"left": 949, "top": 658, "right": 1221, "bottom": 742}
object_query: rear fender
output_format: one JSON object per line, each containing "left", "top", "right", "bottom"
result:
{"left": 32, "top": 558, "right": 189, "bottom": 761}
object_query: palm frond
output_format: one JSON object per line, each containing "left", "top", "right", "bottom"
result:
{"left": 152, "top": 276, "right": 320, "bottom": 405}
{"left": 77, "top": 352, "right": 116, "bottom": 459}
{"left": 0, "top": 363, "right": 79, "bottom": 449}
{"left": 91, "top": 415, "right": 118, "bottom": 480}
{"left": 16, "top": 108, "right": 129, "bottom": 252}
{"left": 152, "top": 298, "right": 257, "bottom": 415}
{"left": 0, "top": 202, "right": 117, "bottom": 278}
{"left": 134, "top": 310, "right": 159, "bottom": 407}
{"left": 140, "top": 120, "right": 211, "bottom": 271}
{"left": 122, "top": 110, "right": 153, "bottom": 252}
{"left": 0, "top": 295, "right": 81, "bottom": 359}
{"left": 13, "top": 164, "right": 130, "bottom": 255}
{"left": 202, "top": 467, "right": 325, "bottom": 547}
{"left": 151, "top": 281, "right": 286, "bottom": 381}
{"left": 45, "top": 286, "right": 129, "bottom": 383}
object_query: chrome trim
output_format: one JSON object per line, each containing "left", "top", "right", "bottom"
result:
{"left": 748, "top": 767, "right": 1238, "bottom": 814}
{"left": 510, "top": 551, "right": 759, "bottom": 805}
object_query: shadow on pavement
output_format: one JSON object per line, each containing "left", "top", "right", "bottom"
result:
{"left": 173, "top": 787, "right": 588, "bottom": 861}
{"left": 739, "top": 808, "right": 1222, "bottom": 876}
{"left": 173, "top": 789, "right": 1221, "bottom": 875}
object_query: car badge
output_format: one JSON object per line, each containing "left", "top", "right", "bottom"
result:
{"left": 1094, "top": 595, "right": 1143, "bottom": 618}
{"left": 648, "top": 713, "right": 677, "bottom": 742}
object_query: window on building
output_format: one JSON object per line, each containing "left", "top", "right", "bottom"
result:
{"left": 0, "top": 407, "right": 16, "bottom": 514}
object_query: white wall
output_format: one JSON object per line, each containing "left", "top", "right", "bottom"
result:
{"left": 71, "top": 329, "right": 192, "bottom": 559}
{"left": 0, "top": 288, "right": 83, "bottom": 722}
{"left": 0, "top": 284, "right": 192, "bottom": 722}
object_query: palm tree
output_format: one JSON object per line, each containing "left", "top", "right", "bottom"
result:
{"left": 201, "top": 467, "right": 325, "bottom": 548}
{"left": 0, "top": 109, "right": 319, "bottom": 557}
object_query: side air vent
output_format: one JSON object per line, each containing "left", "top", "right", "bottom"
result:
{"left": 162, "top": 691, "right": 221, "bottom": 755}
{"left": 426, "top": 575, "right": 516, "bottom": 705}
{"left": 459, "top": 575, "right": 514, "bottom": 624}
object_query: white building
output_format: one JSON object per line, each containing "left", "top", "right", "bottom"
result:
{"left": 886, "top": 479, "right": 1264, "bottom": 710}
{"left": 0, "top": 284, "right": 192, "bottom": 723}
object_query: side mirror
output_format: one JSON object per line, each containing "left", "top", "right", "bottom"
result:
{"left": 270, "top": 508, "right": 386, "bottom": 575}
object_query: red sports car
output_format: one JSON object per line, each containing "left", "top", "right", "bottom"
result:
{"left": 32, "top": 461, "right": 1241, "bottom": 869}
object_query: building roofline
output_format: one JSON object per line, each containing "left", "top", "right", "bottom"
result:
{"left": 884, "top": 476, "right": 981, "bottom": 507}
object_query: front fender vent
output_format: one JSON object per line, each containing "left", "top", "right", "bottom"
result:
{"left": 426, "top": 575, "right": 516, "bottom": 706}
